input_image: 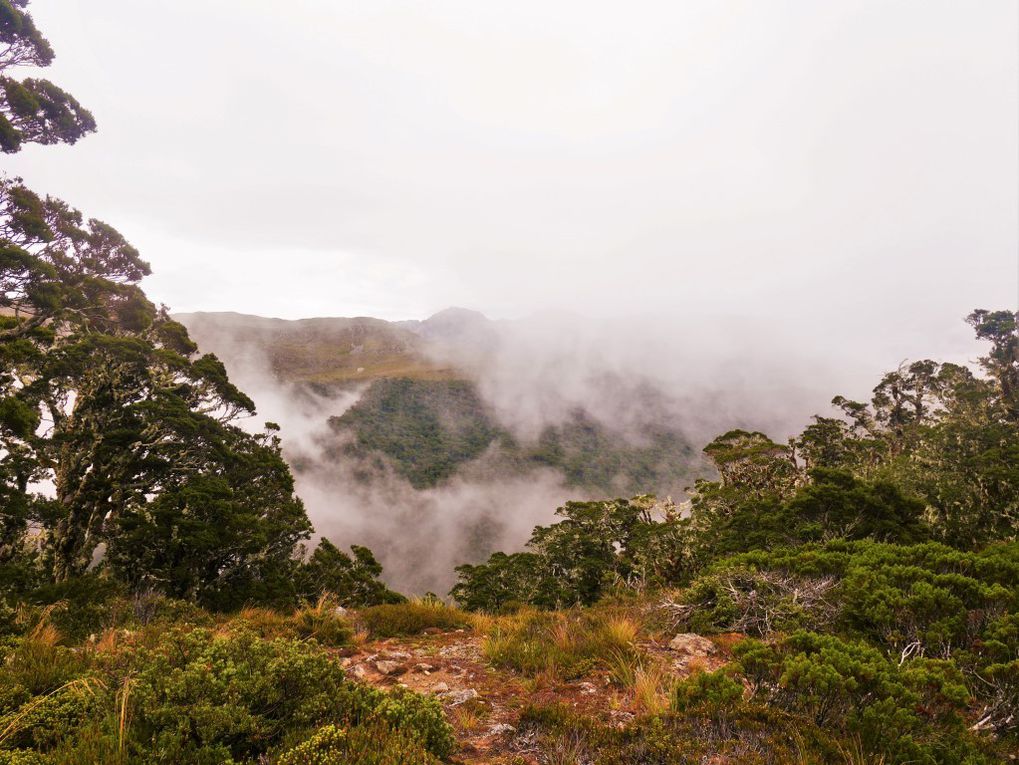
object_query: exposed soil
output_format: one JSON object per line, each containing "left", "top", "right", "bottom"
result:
{"left": 336, "top": 628, "right": 733, "bottom": 764}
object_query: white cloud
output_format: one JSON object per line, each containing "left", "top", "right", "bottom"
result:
{"left": 5, "top": 0, "right": 1015, "bottom": 360}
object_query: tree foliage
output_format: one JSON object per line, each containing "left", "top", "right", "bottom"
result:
{"left": 0, "top": 1, "right": 392, "bottom": 611}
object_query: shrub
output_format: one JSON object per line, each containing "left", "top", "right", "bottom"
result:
{"left": 27, "top": 576, "right": 126, "bottom": 642}
{"left": 518, "top": 701, "right": 837, "bottom": 765}
{"left": 684, "top": 566, "right": 839, "bottom": 636}
{"left": 0, "top": 752, "right": 51, "bottom": 765}
{"left": 371, "top": 686, "right": 454, "bottom": 759}
{"left": 682, "top": 541, "right": 1019, "bottom": 656}
{"left": 276, "top": 720, "right": 441, "bottom": 765}
{"left": 0, "top": 625, "right": 452, "bottom": 764}
{"left": 671, "top": 669, "right": 744, "bottom": 712}
{"left": 733, "top": 631, "right": 996, "bottom": 763}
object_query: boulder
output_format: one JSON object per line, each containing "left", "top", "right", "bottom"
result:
{"left": 668, "top": 633, "right": 717, "bottom": 657}
{"left": 374, "top": 660, "right": 407, "bottom": 676}
{"left": 442, "top": 688, "right": 479, "bottom": 706}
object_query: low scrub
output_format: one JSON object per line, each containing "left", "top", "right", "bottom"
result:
{"left": 0, "top": 617, "right": 452, "bottom": 763}
{"left": 277, "top": 720, "right": 441, "bottom": 765}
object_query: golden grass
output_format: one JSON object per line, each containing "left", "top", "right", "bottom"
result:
{"left": 95, "top": 628, "right": 120, "bottom": 654}
{"left": 29, "top": 621, "right": 61, "bottom": 647}
{"left": 117, "top": 677, "right": 133, "bottom": 754}
{"left": 482, "top": 607, "right": 652, "bottom": 685}
{"left": 602, "top": 616, "right": 639, "bottom": 647}
{"left": 631, "top": 663, "right": 670, "bottom": 716}
{"left": 448, "top": 700, "right": 488, "bottom": 733}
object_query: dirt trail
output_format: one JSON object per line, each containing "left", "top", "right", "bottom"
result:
{"left": 337, "top": 629, "right": 730, "bottom": 764}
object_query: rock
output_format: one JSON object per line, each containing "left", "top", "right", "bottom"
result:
{"left": 414, "top": 663, "right": 435, "bottom": 673}
{"left": 488, "top": 723, "right": 515, "bottom": 736}
{"left": 374, "top": 660, "right": 407, "bottom": 676}
{"left": 333, "top": 606, "right": 348, "bottom": 617}
{"left": 442, "top": 688, "right": 479, "bottom": 706}
{"left": 577, "top": 682, "right": 597, "bottom": 695}
{"left": 380, "top": 650, "right": 411, "bottom": 660}
{"left": 668, "top": 633, "right": 717, "bottom": 657}
{"left": 348, "top": 664, "right": 369, "bottom": 680}
{"left": 431, "top": 681, "right": 450, "bottom": 694}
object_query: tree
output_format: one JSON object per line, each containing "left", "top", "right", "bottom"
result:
{"left": 106, "top": 425, "right": 312, "bottom": 609}
{"left": 0, "top": 2, "right": 327, "bottom": 607}
{"left": 451, "top": 496, "right": 686, "bottom": 611}
{"left": 966, "top": 309, "right": 1019, "bottom": 421}
{"left": 295, "top": 539, "right": 404, "bottom": 608}
{"left": 0, "top": 0, "right": 95, "bottom": 153}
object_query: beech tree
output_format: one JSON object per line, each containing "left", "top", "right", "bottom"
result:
{"left": 0, "top": 0, "right": 95, "bottom": 152}
{"left": 0, "top": 1, "right": 363, "bottom": 607}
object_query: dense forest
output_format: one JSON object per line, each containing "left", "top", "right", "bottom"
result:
{"left": 328, "top": 377, "right": 696, "bottom": 493}
{"left": 0, "top": 2, "right": 1016, "bottom": 763}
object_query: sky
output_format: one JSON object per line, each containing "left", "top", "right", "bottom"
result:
{"left": 7, "top": 0, "right": 1018, "bottom": 368}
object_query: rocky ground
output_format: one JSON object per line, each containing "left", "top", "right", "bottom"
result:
{"left": 336, "top": 628, "right": 731, "bottom": 764}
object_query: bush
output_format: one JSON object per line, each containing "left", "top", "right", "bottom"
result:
{"left": 0, "top": 752, "right": 51, "bottom": 765}
{"left": 517, "top": 701, "right": 837, "bottom": 765}
{"left": 671, "top": 669, "right": 744, "bottom": 712}
{"left": 356, "top": 600, "right": 468, "bottom": 638}
{"left": 277, "top": 720, "right": 441, "bottom": 765}
{"left": 0, "top": 624, "right": 453, "bottom": 764}
{"left": 733, "top": 631, "right": 996, "bottom": 763}
{"left": 682, "top": 541, "right": 1019, "bottom": 654}
{"left": 27, "top": 576, "right": 126, "bottom": 642}
{"left": 684, "top": 566, "right": 839, "bottom": 636}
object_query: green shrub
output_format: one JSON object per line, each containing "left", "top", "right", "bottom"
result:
{"left": 0, "top": 634, "right": 88, "bottom": 699}
{"left": 356, "top": 600, "right": 468, "bottom": 638}
{"left": 684, "top": 566, "right": 838, "bottom": 636}
{"left": 0, "top": 751, "right": 51, "bottom": 765}
{"left": 683, "top": 541, "right": 1019, "bottom": 653}
{"left": 121, "top": 629, "right": 451, "bottom": 762}
{"left": 671, "top": 669, "right": 744, "bottom": 712}
{"left": 27, "top": 576, "right": 126, "bottom": 642}
{"left": 733, "top": 631, "right": 996, "bottom": 763}
{"left": 276, "top": 720, "right": 441, "bottom": 765}
{"left": 369, "top": 687, "right": 454, "bottom": 759}
{"left": 517, "top": 701, "right": 837, "bottom": 765}
{"left": 0, "top": 626, "right": 453, "bottom": 764}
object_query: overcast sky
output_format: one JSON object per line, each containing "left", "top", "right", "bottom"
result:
{"left": 7, "top": 0, "right": 1018, "bottom": 364}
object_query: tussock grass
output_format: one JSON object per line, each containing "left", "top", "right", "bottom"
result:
{"left": 291, "top": 594, "right": 354, "bottom": 646}
{"left": 356, "top": 598, "right": 470, "bottom": 638}
{"left": 631, "top": 663, "right": 671, "bottom": 716}
{"left": 482, "top": 608, "right": 650, "bottom": 683}
{"left": 217, "top": 596, "right": 354, "bottom": 646}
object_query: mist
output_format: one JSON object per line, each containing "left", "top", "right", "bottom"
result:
{"left": 190, "top": 305, "right": 967, "bottom": 595}
{"left": 14, "top": 0, "right": 1009, "bottom": 594}
{"left": 8, "top": 1, "right": 1015, "bottom": 345}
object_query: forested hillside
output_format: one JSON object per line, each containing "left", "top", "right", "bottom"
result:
{"left": 0, "top": 2, "right": 1016, "bottom": 764}
{"left": 178, "top": 309, "right": 704, "bottom": 498}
